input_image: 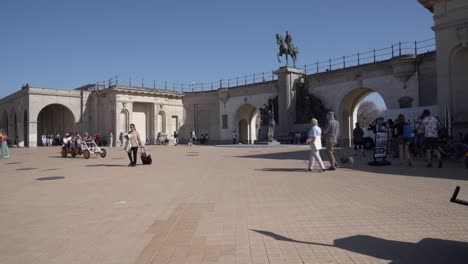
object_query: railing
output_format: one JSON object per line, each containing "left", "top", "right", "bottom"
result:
{"left": 93, "top": 71, "right": 277, "bottom": 93}
{"left": 94, "top": 38, "right": 435, "bottom": 93}
{"left": 303, "top": 38, "right": 435, "bottom": 74}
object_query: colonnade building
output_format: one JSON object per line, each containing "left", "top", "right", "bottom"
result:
{"left": 1, "top": 0, "right": 467, "bottom": 147}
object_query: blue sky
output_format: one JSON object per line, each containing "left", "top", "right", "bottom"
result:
{"left": 1, "top": 0, "right": 434, "bottom": 103}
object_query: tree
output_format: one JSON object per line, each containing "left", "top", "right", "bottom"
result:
{"left": 357, "top": 101, "right": 381, "bottom": 128}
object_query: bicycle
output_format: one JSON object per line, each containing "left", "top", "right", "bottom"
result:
{"left": 415, "top": 139, "right": 466, "bottom": 162}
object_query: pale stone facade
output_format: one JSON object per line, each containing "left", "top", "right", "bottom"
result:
{"left": 0, "top": 52, "right": 443, "bottom": 148}
{"left": 419, "top": 0, "right": 468, "bottom": 133}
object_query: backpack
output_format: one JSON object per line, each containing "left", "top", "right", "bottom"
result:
{"left": 403, "top": 123, "right": 414, "bottom": 139}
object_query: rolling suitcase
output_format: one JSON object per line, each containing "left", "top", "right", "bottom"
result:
{"left": 140, "top": 147, "right": 152, "bottom": 165}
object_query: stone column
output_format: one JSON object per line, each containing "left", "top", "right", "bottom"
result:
{"left": 28, "top": 121, "right": 38, "bottom": 147}
{"left": 274, "top": 67, "right": 305, "bottom": 137}
{"left": 419, "top": 0, "right": 468, "bottom": 131}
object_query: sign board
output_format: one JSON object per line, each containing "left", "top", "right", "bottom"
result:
{"left": 374, "top": 131, "right": 388, "bottom": 159}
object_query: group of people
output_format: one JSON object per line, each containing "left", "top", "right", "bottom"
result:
{"left": 0, "top": 130, "right": 10, "bottom": 158}
{"left": 393, "top": 109, "right": 443, "bottom": 168}
{"left": 351, "top": 109, "right": 444, "bottom": 168}
{"left": 62, "top": 132, "right": 93, "bottom": 150}
{"left": 188, "top": 129, "right": 209, "bottom": 146}
{"left": 306, "top": 108, "right": 445, "bottom": 171}
{"left": 307, "top": 111, "right": 340, "bottom": 172}
{"left": 41, "top": 133, "right": 61, "bottom": 146}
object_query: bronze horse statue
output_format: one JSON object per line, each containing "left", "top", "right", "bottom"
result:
{"left": 276, "top": 32, "right": 299, "bottom": 67}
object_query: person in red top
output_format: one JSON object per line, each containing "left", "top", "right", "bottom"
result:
{"left": 1, "top": 130, "right": 9, "bottom": 158}
{"left": 95, "top": 133, "right": 100, "bottom": 146}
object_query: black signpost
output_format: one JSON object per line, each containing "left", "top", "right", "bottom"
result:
{"left": 368, "top": 130, "right": 391, "bottom": 166}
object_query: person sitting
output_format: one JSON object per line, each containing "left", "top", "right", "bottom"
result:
{"left": 82, "top": 132, "right": 90, "bottom": 142}
{"left": 156, "top": 132, "right": 162, "bottom": 145}
{"left": 63, "top": 133, "right": 72, "bottom": 149}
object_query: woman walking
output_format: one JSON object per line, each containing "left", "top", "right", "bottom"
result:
{"left": 1, "top": 130, "right": 10, "bottom": 158}
{"left": 307, "top": 118, "right": 326, "bottom": 172}
{"left": 395, "top": 114, "right": 412, "bottom": 167}
{"left": 126, "top": 124, "right": 142, "bottom": 167}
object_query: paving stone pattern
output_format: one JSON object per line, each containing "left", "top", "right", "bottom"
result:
{"left": 0, "top": 146, "right": 467, "bottom": 264}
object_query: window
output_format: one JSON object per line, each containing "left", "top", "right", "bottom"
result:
{"left": 222, "top": 114, "right": 228, "bottom": 129}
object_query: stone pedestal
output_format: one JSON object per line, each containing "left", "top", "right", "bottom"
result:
{"left": 274, "top": 67, "right": 305, "bottom": 137}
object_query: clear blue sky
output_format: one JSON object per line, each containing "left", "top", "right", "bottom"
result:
{"left": 1, "top": 0, "right": 434, "bottom": 99}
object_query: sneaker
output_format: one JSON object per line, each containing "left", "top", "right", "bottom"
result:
{"left": 128, "top": 162, "right": 133, "bottom": 167}
{"left": 322, "top": 169, "right": 326, "bottom": 172}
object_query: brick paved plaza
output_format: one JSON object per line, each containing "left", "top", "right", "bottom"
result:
{"left": 1, "top": 145, "right": 467, "bottom": 264}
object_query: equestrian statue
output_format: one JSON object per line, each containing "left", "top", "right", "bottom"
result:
{"left": 276, "top": 31, "right": 299, "bottom": 67}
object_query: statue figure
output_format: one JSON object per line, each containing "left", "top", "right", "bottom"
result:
{"left": 276, "top": 31, "right": 299, "bottom": 67}
{"left": 259, "top": 103, "right": 269, "bottom": 126}
{"left": 267, "top": 100, "right": 276, "bottom": 141}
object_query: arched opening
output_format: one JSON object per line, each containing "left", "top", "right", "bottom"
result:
{"left": 1, "top": 111, "right": 8, "bottom": 135}
{"left": 37, "top": 104, "right": 75, "bottom": 146}
{"left": 133, "top": 103, "right": 152, "bottom": 145}
{"left": 14, "top": 112, "right": 17, "bottom": 145}
{"left": 234, "top": 104, "right": 257, "bottom": 144}
{"left": 120, "top": 109, "right": 129, "bottom": 134}
{"left": 23, "top": 110, "right": 28, "bottom": 147}
{"left": 157, "top": 111, "right": 166, "bottom": 135}
{"left": 451, "top": 47, "right": 468, "bottom": 124}
{"left": 339, "top": 88, "right": 386, "bottom": 147}
{"left": 238, "top": 119, "right": 249, "bottom": 144}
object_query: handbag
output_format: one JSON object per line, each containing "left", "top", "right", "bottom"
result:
{"left": 310, "top": 136, "right": 322, "bottom": 151}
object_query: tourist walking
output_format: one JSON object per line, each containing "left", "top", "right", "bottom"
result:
{"left": 189, "top": 129, "right": 196, "bottom": 146}
{"left": 395, "top": 114, "right": 413, "bottom": 167}
{"left": 420, "top": 109, "right": 442, "bottom": 168}
{"left": 173, "top": 131, "right": 178, "bottom": 146}
{"left": 232, "top": 130, "right": 238, "bottom": 144}
{"left": 352, "top": 122, "right": 365, "bottom": 157}
{"left": 126, "top": 124, "right": 142, "bottom": 167}
{"left": 307, "top": 118, "right": 326, "bottom": 172}
{"left": 323, "top": 111, "right": 340, "bottom": 170}
{"left": 1, "top": 130, "right": 9, "bottom": 158}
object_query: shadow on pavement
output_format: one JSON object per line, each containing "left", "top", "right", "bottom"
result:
{"left": 36, "top": 176, "right": 65, "bottom": 181}
{"left": 256, "top": 168, "right": 308, "bottom": 172}
{"left": 239, "top": 150, "right": 468, "bottom": 181}
{"left": 85, "top": 164, "right": 128, "bottom": 167}
{"left": 251, "top": 230, "right": 468, "bottom": 264}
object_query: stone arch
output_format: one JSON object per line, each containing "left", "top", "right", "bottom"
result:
{"left": 338, "top": 87, "right": 387, "bottom": 146}
{"left": 1, "top": 110, "right": 8, "bottom": 134}
{"left": 157, "top": 110, "right": 166, "bottom": 134}
{"left": 36, "top": 104, "right": 75, "bottom": 145}
{"left": 119, "top": 108, "right": 129, "bottom": 134}
{"left": 23, "top": 109, "right": 28, "bottom": 147}
{"left": 8, "top": 108, "right": 17, "bottom": 141}
{"left": 234, "top": 103, "right": 258, "bottom": 144}
{"left": 450, "top": 45, "right": 468, "bottom": 123}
